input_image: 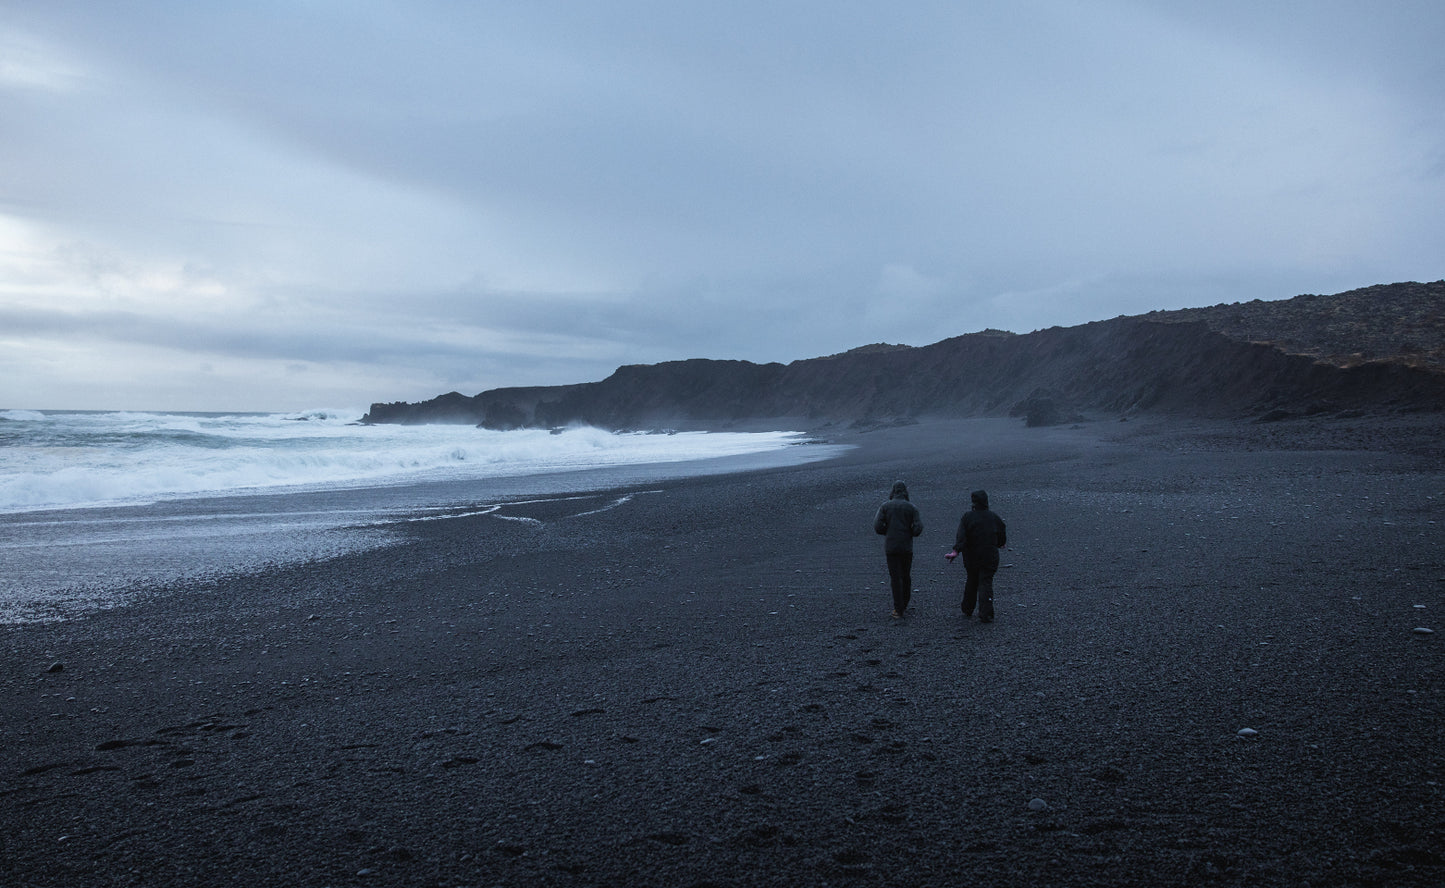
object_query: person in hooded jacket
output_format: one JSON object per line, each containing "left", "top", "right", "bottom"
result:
{"left": 874, "top": 481, "right": 924, "bottom": 618}
{"left": 948, "top": 489, "right": 1007, "bottom": 622}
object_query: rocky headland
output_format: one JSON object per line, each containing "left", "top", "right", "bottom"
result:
{"left": 363, "top": 281, "right": 1445, "bottom": 430}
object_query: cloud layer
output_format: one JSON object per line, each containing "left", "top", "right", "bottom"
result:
{"left": 2, "top": 1, "right": 1441, "bottom": 410}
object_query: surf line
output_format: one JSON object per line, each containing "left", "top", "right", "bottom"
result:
{"left": 399, "top": 490, "right": 662, "bottom": 526}
{"left": 571, "top": 490, "right": 662, "bottom": 517}
{"left": 403, "top": 505, "right": 504, "bottom": 522}
{"left": 487, "top": 489, "right": 665, "bottom": 523}
{"left": 492, "top": 514, "right": 543, "bottom": 526}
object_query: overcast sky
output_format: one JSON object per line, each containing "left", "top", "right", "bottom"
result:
{"left": 2, "top": 1, "right": 1441, "bottom": 412}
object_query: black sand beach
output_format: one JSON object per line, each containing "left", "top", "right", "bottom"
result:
{"left": 4, "top": 416, "right": 1442, "bottom": 887}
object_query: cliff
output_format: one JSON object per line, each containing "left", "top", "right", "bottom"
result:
{"left": 363, "top": 281, "right": 1445, "bottom": 429}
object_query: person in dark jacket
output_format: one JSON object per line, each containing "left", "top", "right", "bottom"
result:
{"left": 948, "top": 489, "right": 1007, "bottom": 622}
{"left": 874, "top": 481, "right": 923, "bottom": 618}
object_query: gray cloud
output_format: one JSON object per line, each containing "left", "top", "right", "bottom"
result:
{"left": 0, "top": 0, "right": 1440, "bottom": 411}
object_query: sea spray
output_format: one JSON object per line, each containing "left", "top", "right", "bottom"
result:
{"left": 0, "top": 410, "right": 814, "bottom": 513}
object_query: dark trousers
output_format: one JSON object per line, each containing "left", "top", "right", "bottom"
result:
{"left": 886, "top": 552, "right": 913, "bottom": 613}
{"left": 963, "top": 566, "right": 996, "bottom": 620}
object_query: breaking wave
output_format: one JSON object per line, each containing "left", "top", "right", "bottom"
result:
{"left": 0, "top": 409, "right": 812, "bottom": 512}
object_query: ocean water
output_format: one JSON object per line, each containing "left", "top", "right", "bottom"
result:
{"left": 0, "top": 409, "right": 847, "bottom": 623}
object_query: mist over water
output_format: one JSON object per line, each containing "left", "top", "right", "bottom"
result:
{"left": 0, "top": 410, "right": 847, "bottom": 623}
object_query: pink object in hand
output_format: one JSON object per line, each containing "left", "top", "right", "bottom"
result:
{"left": 944, "top": 551, "right": 957, "bottom": 562}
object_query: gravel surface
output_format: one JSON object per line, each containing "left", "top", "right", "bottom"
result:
{"left": 3, "top": 415, "right": 1442, "bottom": 887}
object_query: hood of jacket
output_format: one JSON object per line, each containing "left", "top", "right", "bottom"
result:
{"left": 890, "top": 481, "right": 910, "bottom": 501}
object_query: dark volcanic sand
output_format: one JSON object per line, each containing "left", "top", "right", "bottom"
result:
{"left": 3, "top": 416, "right": 1443, "bottom": 887}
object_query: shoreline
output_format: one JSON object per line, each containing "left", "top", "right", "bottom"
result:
{"left": 3, "top": 414, "right": 1442, "bottom": 887}
{"left": 0, "top": 429, "right": 851, "bottom": 625}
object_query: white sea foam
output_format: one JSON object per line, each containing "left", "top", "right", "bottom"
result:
{"left": 0, "top": 409, "right": 814, "bottom": 513}
{"left": 0, "top": 409, "right": 47, "bottom": 422}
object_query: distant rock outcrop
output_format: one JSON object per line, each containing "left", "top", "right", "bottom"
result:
{"left": 1150, "top": 280, "right": 1445, "bottom": 371}
{"left": 362, "top": 281, "right": 1445, "bottom": 429}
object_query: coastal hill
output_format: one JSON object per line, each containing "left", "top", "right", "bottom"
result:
{"left": 363, "top": 280, "right": 1445, "bottom": 429}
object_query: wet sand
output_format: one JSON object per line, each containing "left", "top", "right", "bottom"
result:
{"left": 3, "top": 415, "right": 1443, "bottom": 887}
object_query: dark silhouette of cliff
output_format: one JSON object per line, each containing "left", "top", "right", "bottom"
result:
{"left": 363, "top": 281, "right": 1445, "bottom": 429}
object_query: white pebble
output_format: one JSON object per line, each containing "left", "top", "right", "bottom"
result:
{"left": 1413, "top": 627, "right": 1434, "bottom": 635}
{"left": 1237, "top": 728, "right": 1259, "bottom": 738}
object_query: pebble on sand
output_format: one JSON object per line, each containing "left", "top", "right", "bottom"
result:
{"left": 1238, "top": 728, "right": 1259, "bottom": 738}
{"left": 1028, "top": 798, "right": 1049, "bottom": 812}
{"left": 1413, "top": 627, "right": 1434, "bottom": 635}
